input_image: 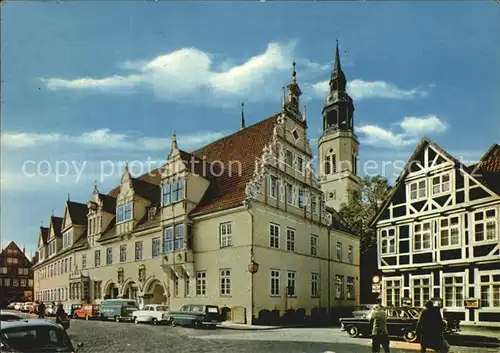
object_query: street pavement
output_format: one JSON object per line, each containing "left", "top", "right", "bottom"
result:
{"left": 8, "top": 312, "right": 500, "bottom": 353}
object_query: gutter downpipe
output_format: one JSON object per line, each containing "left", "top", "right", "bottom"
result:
{"left": 245, "top": 202, "right": 254, "bottom": 325}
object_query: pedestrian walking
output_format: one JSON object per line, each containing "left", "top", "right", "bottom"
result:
{"left": 55, "top": 303, "right": 70, "bottom": 331}
{"left": 368, "top": 300, "right": 390, "bottom": 353}
{"left": 416, "top": 301, "right": 450, "bottom": 353}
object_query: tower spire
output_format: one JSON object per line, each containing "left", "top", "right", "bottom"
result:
{"left": 240, "top": 102, "right": 245, "bottom": 130}
{"left": 334, "top": 39, "right": 341, "bottom": 75}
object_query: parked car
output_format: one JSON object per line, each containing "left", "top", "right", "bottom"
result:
{"left": 167, "top": 304, "right": 220, "bottom": 328}
{"left": 66, "top": 303, "right": 83, "bottom": 318}
{"left": 352, "top": 304, "right": 376, "bottom": 318}
{"left": 74, "top": 304, "right": 100, "bottom": 320}
{"left": 0, "top": 319, "right": 84, "bottom": 352}
{"left": 21, "top": 302, "right": 35, "bottom": 313}
{"left": 45, "top": 304, "right": 56, "bottom": 316}
{"left": 132, "top": 304, "right": 170, "bottom": 325}
{"left": 0, "top": 311, "right": 24, "bottom": 321}
{"left": 6, "top": 303, "right": 17, "bottom": 310}
{"left": 339, "top": 306, "right": 460, "bottom": 343}
{"left": 28, "top": 303, "right": 38, "bottom": 314}
{"left": 14, "top": 303, "right": 23, "bottom": 311}
{"left": 98, "top": 299, "right": 138, "bottom": 322}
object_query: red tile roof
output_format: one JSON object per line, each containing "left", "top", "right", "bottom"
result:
{"left": 481, "top": 144, "right": 500, "bottom": 173}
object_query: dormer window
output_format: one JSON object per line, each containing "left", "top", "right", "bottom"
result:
{"left": 148, "top": 207, "right": 157, "bottom": 220}
{"left": 62, "top": 230, "right": 73, "bottom": 248}
{"left": 48, "top": 241, "right": 56, "bottom": 257}
{"left": 116, "top": 202, "right": 133, "bottom": 224}
{"left": 162, "top": 179, "right": 184, "bottom": 206}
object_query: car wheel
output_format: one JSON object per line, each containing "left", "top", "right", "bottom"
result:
{"left": 194, "top": 321, "right": 202, "bottom": 329}
{"left": 73, "top": 313, "right": 78, "bottom": 319}
{"left": 347, "top": 326, "right": 360, "bottom": 338}
{"left": 134, "top": 317, "right": 139, "bottom": 324}
{"left": 152, "top": 318, "right": 158, "bottom": 325}
{"left": 170, "top": 319, "right": 176, "bottom": 327}
{"left": 403, "top": 330, "right": 418, "bottom": 343}
{"left": 114, "top": 316, "right": 120, "bottom": 323}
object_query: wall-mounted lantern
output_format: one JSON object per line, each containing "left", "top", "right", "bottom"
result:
{"left": 248, "top": 260, "right": 259, "bottom": 274}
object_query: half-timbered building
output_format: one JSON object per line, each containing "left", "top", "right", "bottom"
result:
{"left": 372, "top": 138, "right": 500, "bottom": 327}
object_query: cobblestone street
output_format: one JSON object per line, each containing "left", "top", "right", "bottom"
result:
{"left": 35, "top": 316, "right": 497, "bottom": 353}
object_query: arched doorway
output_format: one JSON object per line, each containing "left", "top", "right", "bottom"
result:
{"left": 143, "top": 279, "right": 166, "bottom": 305}
{"left": 104, "top": 282, "right": 118, "bottom": 299}
{"left": 123, "top": 281, "right": 139, "bottom": 301}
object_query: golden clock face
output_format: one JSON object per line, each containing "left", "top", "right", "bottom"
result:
{"left": 373, "top": 276, "right": 380, "bottom": 283}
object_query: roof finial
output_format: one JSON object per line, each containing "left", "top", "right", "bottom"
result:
{"left": 240, "top": 102, "right": 245, "bottom": 130}
{"left": 303, "top": 105, "right": 307, "bottom": 121}
{"left": 67, "top": 193, "right": 70, "bottom": 202}
{"left": 51, "top": 208, "right": 55, "bottom": 217}
{"left": 334, "top": 39, "right": 342, "bottom": 74}
{"left": 292, "top": 61, "right": 297, "bottom": 84}
{"left": 281, "top": 86, "right": 286, "bottom": 109}
{"left": 171, "top": 131, "right": 178, "bottom": 151}
{"left": 93, "top": 180, "right": 99, "bottom": 194}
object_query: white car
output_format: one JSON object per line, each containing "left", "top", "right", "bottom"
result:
{"left": 45, "top": 304, "right": 56, "bottom": 316}
{"left": 132, "top": 304, "right": 170, "bottom": 325}
{"left": 14, "top": 303, "right": 23, "bottom": 311}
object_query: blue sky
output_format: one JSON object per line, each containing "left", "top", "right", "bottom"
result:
{"left": 1, "top": 2, "right": 499, "bottom": 254}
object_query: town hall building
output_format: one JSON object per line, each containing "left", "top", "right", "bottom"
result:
{"left": 32, "top": 43, "right": 362, "bottom": 325}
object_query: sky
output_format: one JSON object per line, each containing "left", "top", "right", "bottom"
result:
{"left": 1, "top": 2, "right": 499, "bottom": 255}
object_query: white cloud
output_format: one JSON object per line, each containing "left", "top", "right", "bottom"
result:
{"left": 312, "top": 79, "right": 429, "bottom": 101}
{"left": 1, "top": 129, "right": 227, "bottom": 151}
{"left": 357, "top": 115, "right": 447, "bottom": 148}
{"left": 40, "top": 42, "right": 331, "bottom": 104}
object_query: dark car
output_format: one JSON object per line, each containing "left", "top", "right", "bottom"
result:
{"left": 0, "top": 319, "right": 84, "bottom": 352}
{"left": 0, "top": 311, "right": 24, "bottom": 322}
{"left": 340, "top": 306, "right": 460, "bottom": 343}
{"left": 167, "top": 304, "right": 220, "bottom": 328}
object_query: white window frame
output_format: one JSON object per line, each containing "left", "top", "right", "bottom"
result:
{"left": 311, "top": 273, "right": 319, "bottom": 297}
{"left": 269, "top": 223, "right": 280, "bottom": 249}
{"left": 219, "top": 269, "right": 231, "bottom": 297}
{"left": 219, "top": 222, "right": 232, "bottom": 248}
{"left": 413, "top": 221, "right": 432, "bottom": 252}
{"left": 380, "top": 227, "right": 396, "bottom": 255}
{"left": 473, "top": 208, "right": 498, "bottom": 244}
{"left": 310, "top": 235, "right": 318, "bottom": 256}
{"left": 196, "top": 271, "right": 207, "bottom": 296}
{"left": 135, "top": 241, "right": 143, "bottom": 261}
{"left": 348, "top": 245, "right": 354, "bottom": 264}
{"left": 119, "top": 245, "right": 127, "bottom": 263}
{"left": 411, "top": 275, "right": 432, "bottom": 308}
{"left": 270, "top": 269, "right": 280, "bottom": 296}
{"left": 409, "top": 179, "right": 427, "bottom": 201}
{"left": 269, "top": 175, "right": 278, "bottom": 199}
{"left": 286, "top": 183, "right": 294, "bottom": 205}
{"left": 439, "top": 215, "right": 461, "bottom": 248}
{"left": 383, "top": 277, "right": 403, "bottom": 307}
{"left": 479, "top": 271, "right": 500, "bottom": 309}
{"left": 106, "top": 247, "right": 113, "bottom": 265}
{"left": 336, "top": 242, "right": 342, "bottom": 261}
{"left": 335, "top": 275, "right": 344, "bottom": 300}
{"left": 285, "top": 150, "right": 293, "bottom": 166}
{"left": 346, "top": 276, "right": 355, "bottom": 300}
{"left": 298, "top": 188, "right": 305, "bottom": 208}
{"left": 442, "top": 273, "right": 465, "bottom": 308}
{"left": 431, "top": 172, "right": 452, "bottom": 196}
{"left": 287, "top": 271, "right": 296, "bottom": 297}
{"left": 94, "top": 250, "right": 100, "bottom": 268}
{"left": 286, "top": 228, "right": 296, "bottom": 252}
{"left": 296, "top": 156, "right": 304, "bottom": 174}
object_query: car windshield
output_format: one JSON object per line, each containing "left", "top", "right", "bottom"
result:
{"left": 156, "top": 306, "right": 168, "bottom": 311}
{"left": 1, "top": 326, "right": 73, "bottom": 352}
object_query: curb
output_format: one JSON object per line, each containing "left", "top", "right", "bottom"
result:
{"left": 217, "top": 324, "right": 310, "bottom": 331}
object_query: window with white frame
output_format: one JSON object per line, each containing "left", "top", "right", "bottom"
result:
{"left": 174, "top": 224, "right": 184, "bottom": 251}
{"left": 106, "top": 248, "right": 113, "bottom": 265}
{"left": 296, "top": 156, "right": 304, "bottom": 173}
{"left": 119, "top": 245, "right": 127, "bottom": 262}
{"left": 94, "top": 250, "right": 100, "bottom": 267}
{"left": 220, "top": 222, "right": 232, "bottom": 248}
{"left": 152, "top": 237, "right": 161, "bottom": 258}
{"left": 171, "top": 179, "right": 184, "bottom": 203}
{"left": 381, "top": 228, "right": 396, "bottom": 254}
{"left": 196, "top": 271, "right": 206, "bottom": 296}
{"left": 285, "top": 183, "right": 294, "bottom": 206}
{"left": 440, "top": 216, "right": 460, "bottom": 247}
{"left": 269, "top": 175, "right": 278, "bottom": 199}
{"left": 443, "top": 275, "right": 464, "bottom": 307}
{"left": 336, "top": 242, "right": 342, "bottom": 261}
{"left": 347, "top": 277, "right": 355, "bottom": 299}
{"left": 480, "top": 273, "right": 500, "bottom": 308}
{"left": 116, "top": 202, "right": 133, "bottom": 223}
{"left": 163, "top": 227, "right": 173, "bottom": 253}
{"left": 269, "top": 223, "right": 280, "bottom": 249}
{"left": 286, "top": 228, "right": 296, "bottom": 252}
{"left": 310, "top": 235, "right": 318, "bottom": 256}
{"left": 63, "top": 230, "right": 73, "bottom": 247}
{"left": 432, "top": 173, "right": 451, "bottom": 195}
{"left": 335, "top": 275, "right": 344, "bottom": 299}
{"left": 385, "top": 279, "right": 402, "bottom": 306}
{"left": 82, "top": 254, "right": 87, "bottom": 269}
{"left": 184, "top": 275, "right": 190, "bottom": 297}
{"left": 285, "top": 150, "right": 293, "bottom": 166}
{"left": 311, "top": 273, "right": 319, "bottom": 297}
{"left": 173, "top": 275, "right": 179, "bottom": 297}
{"left": 412, "top": 277, "right": 431, "bottom": 308}
{"left": 20, "top": 279, "right": 26, "bottom": 287}
{"left": 135, "top": 241, "right": 143, "bottom": 260}
{"left": 162, "top": 183, "right": 171, "bottom": 205}
{"left": 220, "top": 269, "right": 231, "bottom": 296}
{"left": 414, "top": 222, "right": 432, "bottom": 251}
{"left": 287, "top": 271, "right": 296, "bottom": 296}
{"left": 270, "top": 269, "right": 280, "bottom": 296}
{"left": 298, "top": 188, "right": 305, "bottom": 208}
{"left": 311, "top": 195, "right": 317, "bottom": 214}
{"left": 348, "top": 245, "right": 354, "bottom": 264}
{"left": 474, "top": 208, "right": 498, "bottom": 243}
{"left": 409, "top": 180, "right": 427, "bottom": 201}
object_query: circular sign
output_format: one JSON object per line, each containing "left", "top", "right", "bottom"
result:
{"left": 372, "top": 275, "right": 380, "bottom": 284}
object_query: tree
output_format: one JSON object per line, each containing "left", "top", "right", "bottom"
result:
{"left": 338, "top": 175, "right": 391, "bottom": 254}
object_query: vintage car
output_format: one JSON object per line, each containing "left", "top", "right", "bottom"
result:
{"left": 132, "top": 304, "right": 170, "bottom": 325}
{"left": 74, "top": 304, "right": 100, "bottom": 320}
{"left": 13, "top": 303, "right": 24, "bottom": 311}
{"left": 340, "top": 306, "right": 460, "bottom": 343}
{"left": 98, "top": 299, "right": 138, "bottom": 322}
{"left": 21, "top": 302, "right": 36, "bottom": 313}
{"left": 45, "top": 304, "right": 56, "bottom": 316}
{"left": 0, "top": 311, "right": 24, "bottom": 322}
{"left": 167, "top": 304, "right": 220, "bottom": 328}
{"left": 0, "top": 319, "right": 84, "bottom": 352}
{"left": 67, "top": 303, "right": 83, "bottom": 318}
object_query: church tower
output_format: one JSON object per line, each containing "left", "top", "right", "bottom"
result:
{"left": 318, "top": 41, "right": 361, "bottom": 211}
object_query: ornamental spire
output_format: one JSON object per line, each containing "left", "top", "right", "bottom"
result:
{"left": 240, "top": 102, "right": 245, "bottom": 130}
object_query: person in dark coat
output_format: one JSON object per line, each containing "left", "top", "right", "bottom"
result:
{"left": 416, "top": 301, "right": 448, "bottom": 353}
{"left": 55, "top": 303, "right": 69, "bottom": 330}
